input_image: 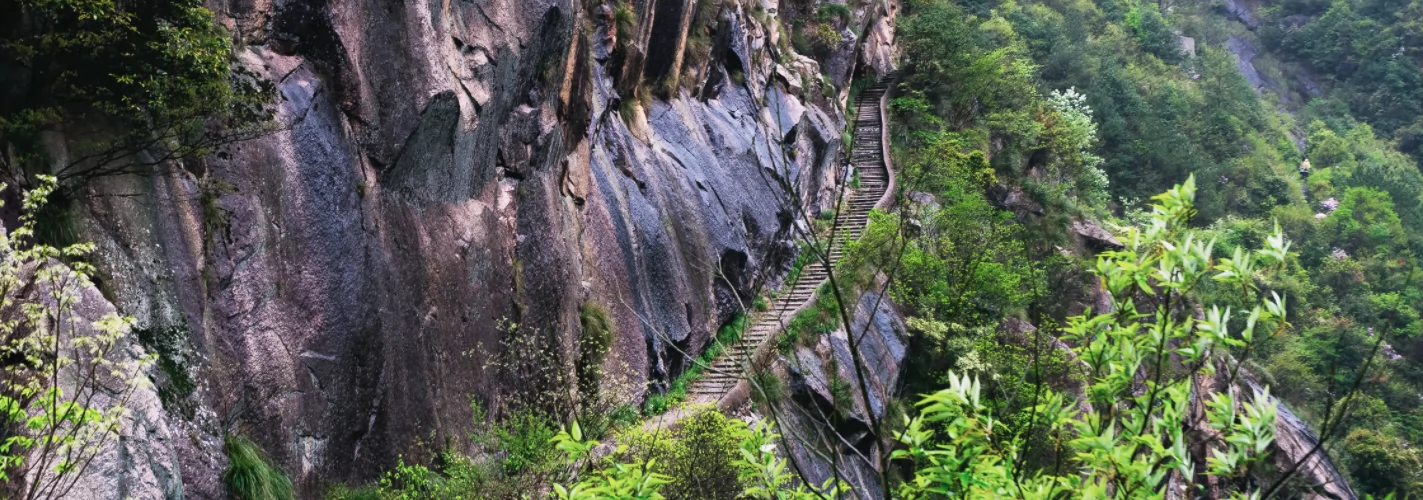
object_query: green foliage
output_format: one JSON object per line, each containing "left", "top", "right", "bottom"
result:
{"left": 817, "top": 3, "right": 851, "bottom": 23}
{"left": 899, "top": 0, "right": 1041, "bottom": 139}
{"left": 0, "top": 0, "right": 273, "bottom": 183}
{"left": 1045, "top": 88, "right": 1109, "bottom": 207}
{"left": 749, "top": 370, "right": 785, "bottom": 404}
{"left": 779, "top": 241, "right": 824, "bottom": 295}
{"left": 1343, "top": 428, "right": 1423, "bottom": 498}
{"left": 1319, "top": 187, "right": 1407, "bottom": 259}
{"left": 331, "top": 405, "right": 567, "bottom": 499}
{"left": 1125, "top": 2, "right": 1181, "bottom": 63}
{"left": 961, "top": 0, "right": 1296, "bottom": 211}
{"left": 0, "top": 177, "right": 154, "bottom": 500}
{"left": 223, "top": 435, "right": 294, "bottom": 500}
{"left": 577, "top": 302, "right": 614, "bottom": 406}
{"left": 612, "top": 2, "right": 638, "bottom": 45}
{"left": 553, "top": 427, "right": 669, "bottom": 500}
{"left": 492, "top": 410, "right": 558, "bottom": 476}
{"left": 1261, "top": 0, "right": 1423, "bottom": 137}
{"left": 374, "top": 458, "right": 444, "bottom": 499}
{"left": 810, "top": 23, "right": 842, "bottom": 47}
{"left": 894, "top": 178, "right": 1288, "bottom": 497}
{"left": 553, "top": 412, "right": 841, "bottom": 499}
{"left": 615, "top": 408, "right": 749, "bottom": 498}
{"left": 778, "top": 284, "right": 841, "bottom": 352}
{"left": 891, "top": 134, "right": 1032, "bottom": 327}
{"left": 351, "top": 451, "right": 497, "bottom": 500}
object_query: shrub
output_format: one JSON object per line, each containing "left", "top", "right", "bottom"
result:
{"left": 223, "top": 435, "right": 294, "bottom": 500}
{"left": 1343, "top": 429, "right": 1423, "bottom": 498}
{"left": 553, "top": 413, "right": 835, "bottom": 498}
{"left": 494, "top": 410, "right": 559, "bottom": 476}
{"left": 0, "top": 0, "right": 274, "bottom": 187}
{"left": 812, "top": 23, "right": 842, "bottom": 47}
{"left": 322, "top": 484, "right": 381, "bottom": 500}
{"left": 817, "top": 3, "right": 851, "bottom": 23}
{"left": 657, "top": 408, "right": 750, "bottom": 498}
{"left": 893, "top": 177, "right": 1289, "bottom": 497}
{"left": 782, "top": 284, "right": 841, "bottom": 350}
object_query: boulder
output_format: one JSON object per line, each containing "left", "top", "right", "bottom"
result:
{"left": 1071, "top": 218, "right": 1124, "bottom": 251}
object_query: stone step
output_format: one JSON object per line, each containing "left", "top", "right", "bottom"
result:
{"left": 682, "top": 75, "right": 896, "bottom": 405}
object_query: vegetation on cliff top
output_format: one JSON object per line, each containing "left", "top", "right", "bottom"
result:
{"left": 0, "top": 0, "right": 272, "bottom": 187}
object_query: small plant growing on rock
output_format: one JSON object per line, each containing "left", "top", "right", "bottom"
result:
{"left": 612, "top": 2, "right": 638, "bottom": 48}
{"left": 223, "top": 435, "right": 294, "bottom": 500}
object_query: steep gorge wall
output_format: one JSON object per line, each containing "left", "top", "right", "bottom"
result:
{"left": 53, "top": 0, "right": 898, "bottom": 496}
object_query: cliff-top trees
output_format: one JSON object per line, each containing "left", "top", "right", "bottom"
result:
{"left": 0, "top": 0, "right": 272, "bottom": 186}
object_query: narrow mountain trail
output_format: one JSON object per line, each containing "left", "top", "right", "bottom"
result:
{"left": 682, "top": 74, "right": 897, "bottom": 406}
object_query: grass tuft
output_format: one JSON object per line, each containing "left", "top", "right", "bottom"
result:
{"left": 224, "top": 435, "right": 294, "bottom": 500}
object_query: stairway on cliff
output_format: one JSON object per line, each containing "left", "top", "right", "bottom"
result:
{"left": 683, "top": 74, "right": 896, "bottom": 403}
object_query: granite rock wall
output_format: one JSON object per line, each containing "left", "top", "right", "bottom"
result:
{"left": 50, "top": 0, "right": 900, "bottom": 496}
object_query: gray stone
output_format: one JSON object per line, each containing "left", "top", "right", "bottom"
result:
{"left": 1071, "top": 218, "right": 1123, "bottom": 250}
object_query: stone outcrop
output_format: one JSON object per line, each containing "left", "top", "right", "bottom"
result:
{"left": 34, "top": 0, "right": 901, "bottom": 496}
{"left": 780, "top": 289, "right": 908, "bottom": 497}
{"left": 1070, "top": 218, "right": 1124, "bottom": 251}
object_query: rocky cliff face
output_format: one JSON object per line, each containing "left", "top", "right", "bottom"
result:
{"left": 55, "top": 0, "right": 898, "bottom": 496}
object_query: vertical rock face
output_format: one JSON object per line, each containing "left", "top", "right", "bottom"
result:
{"left": 55, "top": 0, "right": 898, "bottom": 496}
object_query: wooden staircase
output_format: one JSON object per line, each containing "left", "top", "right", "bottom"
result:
{"left": 685, "top": 75, "right": 895, "bottom": 401}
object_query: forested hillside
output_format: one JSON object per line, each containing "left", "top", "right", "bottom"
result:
{"left": 883, "top": 0, "right": 1423, "bottom": 495}
{"left": 883, "top": 0, "right": 1423, "bottom": 494}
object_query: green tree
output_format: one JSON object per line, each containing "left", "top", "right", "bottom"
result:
{"left": 1320, "top": 187, "right": 1407, "bottom": 259}
{"left": 0, "top": 0, "right": 272, "bottom": 185}
{"left": 893, "top": 176, "right": 1289, "bottom": 497}
{"left": 1126, "top": 2, "right": 1181, "bottom": 63}
{"left": 0, "top": 176, "right": 154, "bottom": 499}
{"left": 1342, "top": 428, "right": 1423, "bottom": 498}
